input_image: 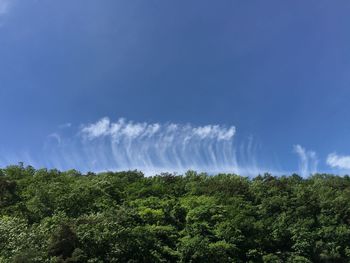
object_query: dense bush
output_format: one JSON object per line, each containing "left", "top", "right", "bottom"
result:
{"left": 1, "top": 164, "right": 350, "bottom": 262}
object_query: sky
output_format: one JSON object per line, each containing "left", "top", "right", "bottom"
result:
{"left": 1, "top": 0, "right": 350, "bottom": 176}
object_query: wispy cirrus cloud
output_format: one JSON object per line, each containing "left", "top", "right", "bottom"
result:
{"left": 293, "top": 144, "right": 318, "bottom": 177}
{"left": 81, "top": 117, "right": 236, "bottom": 142}
{"left": 34, "top": 117, "right": 278, "bottom": 176}
{"left": 77, "top": 117, "right": 238, "bottom": 174}
{"left": 0, "top": 117, "right": 288, "bottom": 176}
{"left": 81, "top": 117, "right": 112, "bottom": 139}
{"left": 326, "top": 153, "right": 350, "bottom": 170}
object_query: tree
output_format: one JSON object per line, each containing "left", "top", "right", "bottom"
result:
{"left": 48, "top": 224, "right": 79, "bottom": 260}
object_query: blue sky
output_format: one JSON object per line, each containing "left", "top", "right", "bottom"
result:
{"left": 1, "top": 0, "right": 350, "bottom": 176}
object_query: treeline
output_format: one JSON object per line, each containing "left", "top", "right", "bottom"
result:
{"left": 1, "top": 164, "right": 350, "bottom": 262}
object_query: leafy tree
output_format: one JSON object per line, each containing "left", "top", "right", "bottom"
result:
{"left": 48, "top": 224, "right": 79, "bottom": 261}
{"left": 1, "top": 167, "right": 350, "bottom": 262}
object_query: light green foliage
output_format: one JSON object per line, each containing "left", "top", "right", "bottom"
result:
{"left": 1, "top": 165, "right": 350, "bottom": 262}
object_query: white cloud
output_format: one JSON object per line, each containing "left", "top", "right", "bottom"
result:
{"left": 81, "top": 117, "right": 111, "bottom": 139}
{"left": 143, "top": 123, "right": 160, "bottom": 137}
{"left": 62, "top": 117, "right": 262, "bottom": 175}
{"left": 326, "top": 153, "right": 350, "bottom": 170}
{"left": 293, "top": 144, "right": 318, "bottom": 177}
{"left": 121, "top": 122, "right": 146, "bottom": 138}
{"left": 219, "top": 127, "right": 236, "bottom": 140}
{"left": 81, "top": 117, "right": 236, "bottom": 143}
{"left": 1, "top": 117, "right": 286, "bottom": 176}
{"left": 193, "top": 125, "right": 236, "bottom": 140}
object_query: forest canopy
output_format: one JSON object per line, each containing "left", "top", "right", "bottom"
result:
{"left": 1, "top": 164, "right": 350, "bottom": 262}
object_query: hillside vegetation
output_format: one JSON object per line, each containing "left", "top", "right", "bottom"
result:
{"left": 1, "top": 164, "right": 350, "bottom": 262}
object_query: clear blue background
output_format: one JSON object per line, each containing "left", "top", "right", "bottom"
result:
{"left": 1, "top": 0, "right": 350, "bottom": 172}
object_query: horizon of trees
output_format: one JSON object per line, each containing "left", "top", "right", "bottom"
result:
{"left": 1, "top": 163, "right": 350, "bottom": 262}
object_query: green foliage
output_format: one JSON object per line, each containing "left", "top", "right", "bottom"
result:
{"left": 48, "top": 224, "right": 79, "bottom": 260}
{"left": 1, "top": 165, "right": 350, "bottom": 261}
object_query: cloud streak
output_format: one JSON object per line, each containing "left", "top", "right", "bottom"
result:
{"left": 293, "top": 144, "right": 318, "bottom": 177}
{"left": 0, "top": 117, "right": 289, "bottom": 176}
{"left": 21, "top": 117, "right": 281, "bottom": 176}
{"left": 81, "top": 118, "right": 236, "bottom": 142}
{"left": 77, "top": 117, "right": 238, "bottom": 174}
{"left": 326, "top": 153, "right": 350, "bottom": 170}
